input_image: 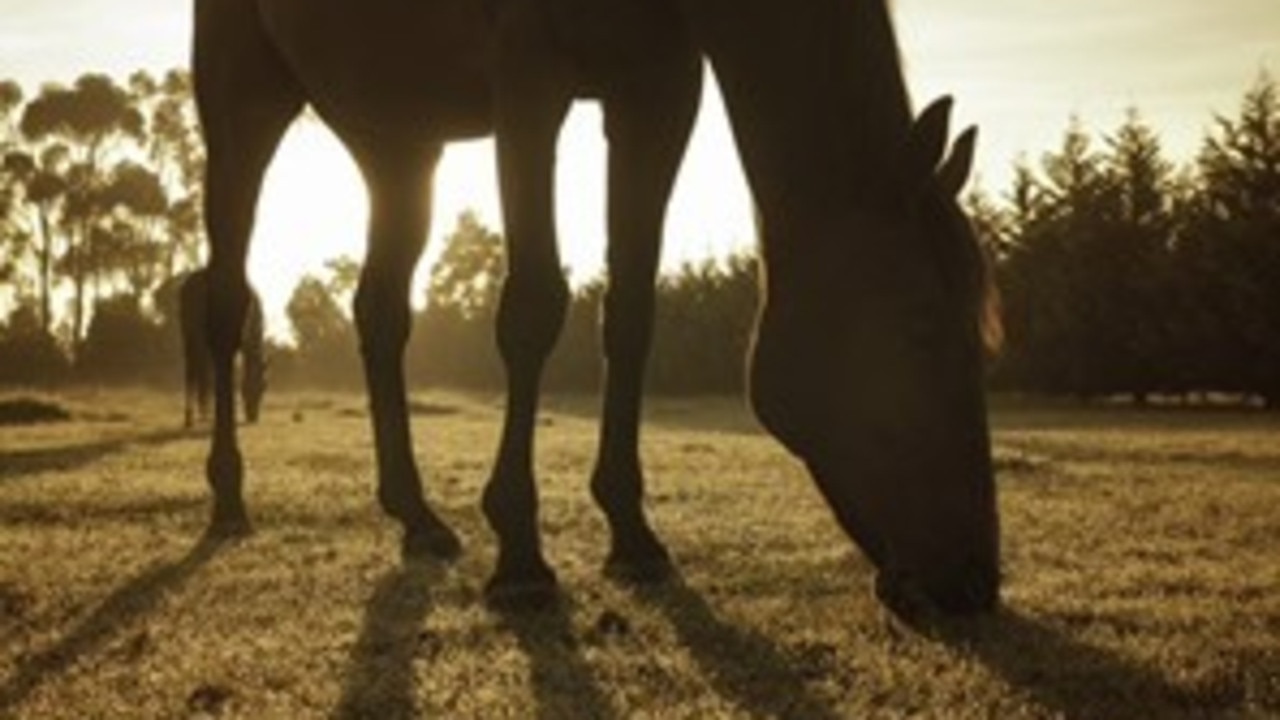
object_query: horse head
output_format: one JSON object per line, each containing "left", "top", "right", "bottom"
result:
{"left": 750, "top": 97, "right": 1002, "bottom": 615}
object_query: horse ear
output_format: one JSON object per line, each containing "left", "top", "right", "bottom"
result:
{"left": 906, "top": 96, "right": 953, "bottom": 182}
{"left": 938, "top": 126, "right": 978, "bottom": 198}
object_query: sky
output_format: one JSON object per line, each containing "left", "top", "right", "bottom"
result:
{"left": 1, "top": 0, "right": 1277, "bottom": 337}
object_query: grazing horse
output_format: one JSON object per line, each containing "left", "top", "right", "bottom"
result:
{"left": 180, "top": 267, "right": 266, "bottom": 429}
{"left": 194, "top": 0, "right": 1001, "bottom": 614}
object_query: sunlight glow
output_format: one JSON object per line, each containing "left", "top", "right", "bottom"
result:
{"left": 247, "top": 75, "right": 754, "bottom": 340}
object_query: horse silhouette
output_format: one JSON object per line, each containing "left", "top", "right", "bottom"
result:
{"left": 179, "top": 267, "right": 265, "bottom": 429}
{"left": 193, "top": 0, "right": 1001, "bottom": 615}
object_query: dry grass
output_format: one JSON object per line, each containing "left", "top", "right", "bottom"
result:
{"left": 0, "top": 389, "right": 1277, "bottom": 718}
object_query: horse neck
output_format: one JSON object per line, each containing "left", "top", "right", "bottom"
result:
{"left": 798, "top": 0, "right": 916, "bottom": 195}
{"left": 844, "top": 0, "right": 914, "bottom": 151}
{"left": 698, "top": 0, "right": 917, "bottom": 270}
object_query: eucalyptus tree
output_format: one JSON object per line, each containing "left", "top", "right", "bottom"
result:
{"left": 19, "top": 73, "right": 146, "bottom": 346}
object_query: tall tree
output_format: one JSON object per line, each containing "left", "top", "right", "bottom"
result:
{"left": 0, "top": 79, "right": 26, "bottom": 295}
{"left": 426, "top": 210, "right": 504, "bottom": 319}
{"left": 1186, "top": 73, "right": 1280, "bottom": 405}
{"left": 998, "top": 121, "right": 1112, "bottom": 395}
{"left": 286, "top": 271, "right": 360, "bottom": 386}
{"left": 1100, "top": 110, "right": 1179, "bottom": 399}
{"left": 93, "top": 160, "right": 169, "bottom": 297}
{"left": 133, "top": 70, "right": 205, "bottom": 278}
{"left": 1, "top": 143, "right": 70, "bottom": 335}
{"left": 411, "top": 211, "right": 505, "bottom": 387}
{"left": 19, "top": 73, "right": 146, "bottom": 347}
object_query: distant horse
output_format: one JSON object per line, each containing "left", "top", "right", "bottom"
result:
{"left": 180, "top": 267, "right": 265, "bottom": 429}
{"left": 194, "top": 0, "right": 1001, "bottom": 614}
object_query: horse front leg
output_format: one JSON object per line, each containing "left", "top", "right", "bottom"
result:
{"left": 593, "top": 51, "right": 701, "bottom": 583}
{"left": 350, "top": 142, "right": 461, "bottom": 562}
{"left": 194, "top": 8, "right": 302, "bottom": 536}
{"left": 483, "top": 11, "right": 573, "bottom": 606}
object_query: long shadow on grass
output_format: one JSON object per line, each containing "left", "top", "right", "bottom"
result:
{"left": 934, "top": 608, "right": 1193, "bottom": 718}
{"left": 498, "top": 601, "right": 617, "bottom": 720}
{"left": 0, "top": 428, "right": 192, "bottom": 482}
{"left": 634, "top": 578, "right": 842, "bottom": 720}
{"left": 0, "top": 534, "right": 226, "bottom": 713}
{"left": 333, "top": 562, "right": 440, "bottom": 720}
{"left": 0, "top": 496, "right": 203, "bottom": 527}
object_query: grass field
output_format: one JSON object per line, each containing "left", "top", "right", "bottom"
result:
{"left": 1, "top": 389, "right": 1277, "bottom": 718}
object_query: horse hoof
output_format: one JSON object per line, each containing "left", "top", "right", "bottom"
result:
{"left": 485, "top": 562, "right": 560, "bottom": 612}
{"left": 402, "top": 524, "right": 463, "bottom": 562}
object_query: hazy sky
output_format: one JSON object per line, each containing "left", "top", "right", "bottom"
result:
{"left": 2, "top": 0, "right": 1276, "bottom": 334}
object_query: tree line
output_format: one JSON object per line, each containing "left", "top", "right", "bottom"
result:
{"left": 981, "top": 75, "right": 1280, "bottom": 406}
{"left": 1, "top": 69, "right": 1277, "bottom": 406}
{"left": 0, "top": 71, "right": 200, "bottom": 385}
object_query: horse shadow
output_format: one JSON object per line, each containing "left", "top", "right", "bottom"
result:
{"left": 495, "top": 599, "right": 617, "bottom": 720}
{"left": 922, "top": 607, "right": 1193, "bottom": 718}
{"left": 633, "top": 579, "right": 1193, "bottom": 718}
{"left": 333, "top": 561, "right": 441, "bottom": 720}
{"left": 0, "top": 534, "right": 227, "bottom": 714}
{"left": 0, "top": 427, "right": 192, "bottom": 483}
{"left": 631, "top": 577, "right": 844, "bottom": 720}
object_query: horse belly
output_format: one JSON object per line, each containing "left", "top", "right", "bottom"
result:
{"left": 258, "top": 0, "right": 495, "bottom": 141}
{"left": 540, "top": 0, "right": 692, "bottom": 97}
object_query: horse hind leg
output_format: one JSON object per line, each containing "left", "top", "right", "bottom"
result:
{"left": 593, "top": 49, "right": 702, "bottom": 583}
{"left": 347, "top": 140, "right": 461, "bottom": 562}
{"left": 194, "top": 4, "right": 303, "bottom": 535}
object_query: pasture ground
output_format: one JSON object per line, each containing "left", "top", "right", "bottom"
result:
{"left": 0, "top": 389, "right": 1277, "bottom": 718}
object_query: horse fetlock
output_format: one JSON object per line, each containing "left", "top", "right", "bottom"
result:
{"left": 588, "top": 463, "right": 644, "bottom": 520}
{"left": 205, "top": 445, "right": 243, "bottom": 491}
{"left": 376, "top": 481, "right": 427, "bottom": 522}
{"left": 204, "top": 445, "right": 248, "bottom": 536}
{"left": 481, "top": 474, "right": 539, "bottom": 540}
{"left": 377, "top": 481, "right": 461, "bottom": 560}
{"left": 402, "top": 518, "right": 462, "bottom": 561}
{"left": 485, "top": 548, "right": 559, "bottom": 611}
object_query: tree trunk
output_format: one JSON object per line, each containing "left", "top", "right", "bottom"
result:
{"left": 70, "top": 223, "right": 86, "bottom": 360}
{"left": 37, "top": 207, "right": 53, "bottom": 334}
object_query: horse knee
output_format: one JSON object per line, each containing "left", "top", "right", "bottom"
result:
{"left": 353, "top": 281, "right": 411, "bottom": 361}
{"left": 496, "top": 271, "right": 569, "bottom": 367}
{"left": 601, "top": 281, "right": 656, "bottom": 363}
